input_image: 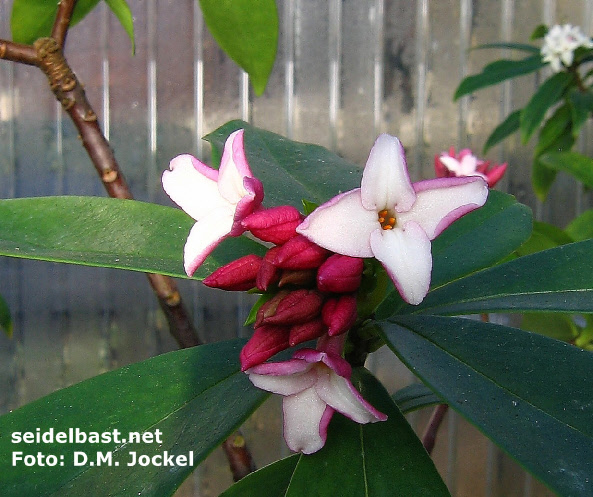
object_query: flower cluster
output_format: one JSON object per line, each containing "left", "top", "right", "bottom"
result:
{"left": 435, "top": 146, "right": 507, "bottom": 188}
{"left": 163, "top": 130, "right": 488, "bottom": 454}
{"left": 541, "top": 24, "right": 593, "bottom": 73}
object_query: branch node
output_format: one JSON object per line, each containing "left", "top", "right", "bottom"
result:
{"left": 33, "top": 38, "right": 79, "bottom": 106}
{"left": 0, "top": 42, "right": 6, "bottom": 59}
{"left": 102, "top": 169, "right": 119, "bottom": 183}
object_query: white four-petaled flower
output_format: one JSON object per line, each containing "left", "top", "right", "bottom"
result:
{"left": 247, "top": 348, "right": 387, "bottom": 454}
{"left": 297, "top": 134, "right": 488, "bottom": 305}
{"left": 162, "top": 129, "right": 263, "bottom": 276}
{"left": 541, "top": 24, "right": 593, "bottom": 72}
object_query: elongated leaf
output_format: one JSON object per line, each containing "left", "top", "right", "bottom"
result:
{"left": 483, "top": 109, "right": 521, "bottom": 153}
{"left": 540, "top": 151, "right": 593, "bottom": 189}
{"left": 11, "top": 0, "right": 132, "bottom": 48}
{"left": 0, "top": 196, "right": 265, "bottom": 279}
{"left": 568, "top": 88, "right": 593, "bottom": 138}
{"left": 533, "top": 103, "right": 572, "bottom": 156}
{"left": 532, "top": 125, "right": 574, "bottom": 201}
{"left": 0, "top": 339, "right": 267, "bottom": 497}
{"left": 392, "top": 383, "right": 442, "bottom": 414}
{"left": 514, "top": 220, "right": 573, "bottom": 257}
{"left": 402, "top": 239, "right": 593, "bottom": 316}
{"left": 380, "top": 315, "right": 593, "bottom": 497}
{"left": 377, "top": 191, "right": 532, "bottom": 319}
{"left": 205, "top": 121, "right": 363, "bottom": 209}
{"left": 520, "top": 312, "right": 577, "bottom": 341}
{"left": 105, "top": 0, "right": 134, "bottom": 53}
{"left": 520, "top": 71, "right": 574, "bottom": 143}
{"left": 471, "top": 42, "right": 540, "bottom": 53}
{"left": 454, "top": 55, "right": 545, "bottom": 100}
{"left": 0, "top": 293, "right": 12, "bottom": 338}
{"left": 224, "top": 368, "right": 449, "bottom": 497}
{"left": 566, "top": 208, "right": 593, "bottom": 241}
{"left": 199, "top": 0, "right": 278, "bottom": 96}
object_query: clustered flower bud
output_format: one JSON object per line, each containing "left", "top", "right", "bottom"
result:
{"left": 202, "top": 204, "right": 365, "bottom": 371}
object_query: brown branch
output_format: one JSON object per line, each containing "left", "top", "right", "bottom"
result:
{"left": 52, "top": 0, "right": 78, "bottom": 47}
{"left": 222, "top": 432, "right": 257, "bottom": 481}
{"left": 0, "top": 38, "right": 38, "bottom": 66}
{"left": 32, "top": 37, "right": 202, "bottom": 348}
{"left": 422, "top": 403, "right": 449, "bottom": 455}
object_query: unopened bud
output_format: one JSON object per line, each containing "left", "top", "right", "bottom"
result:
{"left": 289, "top": 319, "right": 327, "bottom": 346}
{"left": 203, "top": 254, "right": 262, "bottom": 291}
{"left": 240, "top": 325, "right": 290, "bottom": 371}
{"left": 256, "top": 246, "right": 282, "bottom": 291}
{"left": 278, "top": 269, "right": 317, "bottom": 288}
{"left": 242, "top": 205, "right": 304, "bottom": 244}
{"left": 317, "top": 254, "right": 364, "bottom": 293}
{"left": 274, "top": 235, "right": 329, "bottom": 269}
{"left": 261, "top": 289, "right": 324, "bottom": 326}
{"left": 322, "top": 295, "right": 358, "bottom": 336}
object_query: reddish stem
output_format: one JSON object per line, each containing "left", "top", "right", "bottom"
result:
{"left": 422, "top": 403, "right": 449, "bottom": 455}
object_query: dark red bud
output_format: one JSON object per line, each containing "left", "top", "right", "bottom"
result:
{"left": 278, "top": 269, "right": 317, "bottom": 288}
{"left": 262, "top": 289, "right": 324, "bottom": 326}
{"left": 255, "top": 290, "right": 290, "bottom": 327}
{"left": 256, "top": 246, "right": 282, "bottom": 291}
{"left": 203, "top": 254, "right": 262, "bottom": 291}
{"left": 274, "top": 235, "right": 330, "bottom": 270}
{"left": 240, "top": 325, "right": 290, "bottom": 371}
{"left": 242, "top": 205, "right": 304, "bottom": 244}
{"left": 317, "top": 254, "right": 364, "bottom": 293}
{"left": 322, "top": 294, "right": 358, "bottom": 336}
{"left": 289, "top": 319, "right": 327, "bottom": 347}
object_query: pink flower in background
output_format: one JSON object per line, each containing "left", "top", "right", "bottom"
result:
{"left": 298, "top": 134, "right": 488, "bottom": 305}
{"left": 162, "top": 129, "right": 263, "bottom": 276}
{"left": 435, "top": 147, "right": 507, "bottom": 188}
{"left": 246, "top": 337, "right": 386, "bottom": 454}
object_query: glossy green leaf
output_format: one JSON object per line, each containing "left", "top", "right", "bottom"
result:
{"left": 520, "top": 312, "right": 577, "bottom": 341}
{"left": 224, "top": 368, "right": 449, "bottom": 497}
{"left": 0, "top": 339, "right": 267, "bottom": 497}
{"left": 392, "top": 383, "right": 442, "bottom": 414}
{"left": 204, "top": 121, "right": 363, "bottom": 209}
{"left": 520, "top": 71, "right": 573, "bottom": 143}
{"left": 454, "top": 55, "right": 545, "bottom": 100}
{"left": 483, "top": 109, "right": 521, "bottom": 153}
{"left": 514, "top": 220, "right": 573, "bottom": 257}
{"left": 0, "top": 293, "right": 12, "bottom": 338}
{"left": 199, "top": 0, "right": 278, "bottom": 96}
{"left": 539, "top": 151, "right": 593, "bottom": 189}
{"left": 568, "top": 88, "right": 593, "bottom": 138}
{"left": 380, "top": 315, "right": 593, "bottom": 497}
{"left": 533, "top": 103, "right": 572, "bottom": 157}
{"left": 566, "top": 208, "right": 593, "bottom": 241}
{"left": 105, "top": 0, "right": 134, "bottom": 53}
{"left": 402, "top": 239, "right": 593, "bottom": 316}
{"left": 0, "top": 196, "right": 265, "bottom": 279}
{"left": 377, "top": 191, "right": 532, "bottom": 319}
{"left": 11, "top": 0, "right": 133, "bottom": 48}
{"left": 532, "top": 126, "right": 574, "bottom": 200}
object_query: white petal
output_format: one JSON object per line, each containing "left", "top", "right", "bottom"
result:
{"left": 399, "top": 177, "right": 488, "bottom": 239}
{"left": 370, "top": 224, "right": 432, "bottom": 305}
{"left": 183, "top": 206, "right": 235, "bottom": 276}
{"left": 297, "top": 189, "right": 378, "bottom": 257}
{"left": 248, "top": 365, "right": 318, "bottom": 396}
{"left": 218, "top": 130, "right": 251, "bottom": 205}
{"left": 360, "top": 134, "right": 416, "bottom": 213}
{"left": 283, "top": 388, "right": 329, "bottom": 454}
{"left": 315, "top": 367, "right": 387, "bottom": 424}
{"left": 162, "top": 155, "right": 228, "bottom": 221}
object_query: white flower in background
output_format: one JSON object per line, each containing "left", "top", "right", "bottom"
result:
{"left": 541, "top": 24, "right": 593, "bottom": 72}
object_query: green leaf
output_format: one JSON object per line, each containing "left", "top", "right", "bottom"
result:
{"left": 377, "top": 191, "right": 532, "bottom": 319}
{"left": 539, "top": 151, "right": 593, "bottom": 189}
{"left": 392, "top": 383, "right": 442, "bottom": 414}
{"left": 198, "top": 0, "right": 278, "bottom": 96}
{"left": 471, "top": 42, "right": 540, "bottom": 54}
{"left": 380, "top": 315, "right": 593, "bottom": 497}
{"left": 520, "top": 312, "right": 577, "bottom": 341}
{"left": 483, "top": 109, "right": 521, "bottom": 153}
{"left": 533, "top": 103, "right": 572, "bottom": 157}
{"left": 568, "top": 88, "right": 593, "bottom": 138}
{"left": 105, "top": 0, "right": 135, "bottom": 53}
{"left": 0, "top": 293, "right": 12, "bottom": 338}
{"left": 454, "top": 55, "right": 545, "bottom": 100}
{"left": 224, "top": 368, "right": 450, "bottom": 497}
{"left": 11, "top": 0, "right": 133, "bottom": 47}
{"left": 403, "top": 239, "right": 593, "bottom": 316}
{"left": 520, "top": 71, "right": 574, "bottom": 143}
{"left": 0, "top": 339, "right": 267, "bottom": 497}
{"left": 0, "top": 196, "right": 266, "bottom": 279}
{"left": 530, "top": 24, "right": 548, "bottom": 40}
{"left": 204, "top": 121, "right": 363, "bottom": 209}
{"left": 514, "top": 220, "right": 573, "bottom": 257}
{"left": 566, "top": 208, "right": 593, "bottom": 241}
{"left": 532, "top": 125, "right": 574, "bottom": 201}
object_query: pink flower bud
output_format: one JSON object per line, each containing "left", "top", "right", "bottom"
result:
{"left": 256, "top": 246, "right": 282, "bottom": 291}
{"left": 260, "top": 289, "right": 324, "bottom": 326}
{"left": 203, "top": 254, "right": 262, "bottom": 291}
{"left": 288, "top": 319, "right": 327, "bottom": 346}
{"left": 322, "top": 295, "right": 358, "bottom": 336}
{"left": 255, "top": 290, "right": 290, "bottom": 327}
{"left": 274, "top": 235, "right": 330, "bottom": 269}
{"left": 240, "top": 325, "right": 290, "bottom": 371}
{"left": 317, "top": 254, "right": 364, "bottom": 293}
{"left": 242, "top": 205, "right": 304, "bottom": 244}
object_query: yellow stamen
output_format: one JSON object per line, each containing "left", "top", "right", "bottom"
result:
{"left": 378, "top": 208, "right": 397, "bottom": 230}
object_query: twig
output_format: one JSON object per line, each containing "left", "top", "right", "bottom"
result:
{"left": 0, "top": 39, "right": 38, "bottom": 65}
{"left": 52, "top": 0, "right": 77, "bottom": 47}
{"left": 222, "top": 432, "right": 257, "bottom": 481}
{"left": 421, "top": 403, "right": 449, "bottom": 455}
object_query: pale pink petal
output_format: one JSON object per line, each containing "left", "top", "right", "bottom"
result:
{"left": 438, "top": 155, "right": 463, "bottom": 174}
{"left": 370, "top": 223, "right": 432, "bottom": 305}
{"left": 314, "top": 367, "right": 387, "bottom": 423}
{"left": 230, "top": 177, "right": 264, "bottom": 235}
{"left": 296, "top": 189, "right": 377, "bottom": 258}
{"left": 400, "top": 176, "right": 488, "bottom": 239}
{"left": 218, "top": 130, "right": 253, "bottom": 205}
{"left": 294, "top": 349, "right": 352, "bottom": 378}
{"left": 283, "top": 388, "right": 330, "bottom": 454}
{"left": 360, "top": 134, "right": 416, "bottom": 213}
{"left": 183, "top": 206, "right": 235, "bottom": 276}
{"left": 162, "top": 155, "right": 227, "bottom": 221}
{"left": 248, "top": 364, "right": 318, "bottom": 396}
